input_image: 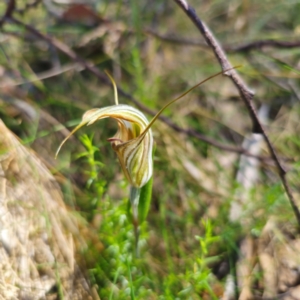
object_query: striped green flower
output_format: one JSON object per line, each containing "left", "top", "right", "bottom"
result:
{"left": 56, "top": 104, "right": 153, "bottom": 188}
{"left": 56, "top": 68, "right": 231, "bottom": 189}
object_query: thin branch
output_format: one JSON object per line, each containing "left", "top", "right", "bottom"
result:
{"left": 0, "top": 0, "right": 15, "bottom": 27}
{"left": 229, "top": 39, "right": 300, "bottom": 52}
{"left": 172, "top": 0, "right": 300, "bottom": 225}
{"left": 146, "top": 28, "right": 300, "bottom": 52}
{"left": 145, "top": 28, "right": 208, "bottom": 47}
{"left": 5, "top": 16, "right": 289, "bottom": 164}
{"left": 0, "top": 63, "right": 84, "bottom": 88}
{"left": 15, "top": 0, "right": 42, "bottom": 14}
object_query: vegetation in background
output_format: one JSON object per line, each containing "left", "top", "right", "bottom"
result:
{"left": 0, "top": 0, "right": 300, "bottom": 298}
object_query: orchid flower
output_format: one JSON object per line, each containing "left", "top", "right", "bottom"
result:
{"left": 56, "top": 104, "right": 153, "bottom": 188}
{"left": 56, "top": 69, "right": 232, "bottom": 188}
{"left": 56, "top": 68, "right": 235, "bottom": 256}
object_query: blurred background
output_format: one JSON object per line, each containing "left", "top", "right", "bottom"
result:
{"left": 1, "top": 0, "right": 300, "bottom": 299}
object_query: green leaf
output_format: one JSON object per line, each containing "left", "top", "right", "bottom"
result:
{"left": 138, "top": 175, "right": 153, "bottom": 223}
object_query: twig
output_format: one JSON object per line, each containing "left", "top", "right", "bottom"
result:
{"left": 146, "top": 28, "right": 300, "bottom": 53}
{"left": 145, "top": 28, "right": 208, "bottom": 47}
{"left": 229, "top": 39, "right": 300, "bottom": 52}
{"left": 0, "top": 0, "right": 15, "bottom": 27}
{"left": 173, "top": 0, "right": 300, "bottom": 226}
{"left": 15, "top": 0, "right": 42, "bottom": 14}
{"left": 5, "top": 16, "right": 290, "bottom": 164}
{"left": 0, "top": 62, "right": 84, "bottom": 88}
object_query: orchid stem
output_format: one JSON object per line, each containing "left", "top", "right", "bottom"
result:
{"left": 130, "top": 186, "right": 140, "bottom": 257}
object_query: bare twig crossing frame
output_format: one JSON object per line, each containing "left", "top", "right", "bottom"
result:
{"left": 173, "top": 0, "right": 300, "bottom": 225}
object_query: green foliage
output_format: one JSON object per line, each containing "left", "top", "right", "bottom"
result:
{"left": 78, "top": 134, "right": 106, "bottom": 190}
{"left": 178, "top": 220, "right": 221, "bottom": 299}
{"left": 78, "top": 136, "right": 223, "bottom": 299}
{"left": 2, "top": 0, "right": 300, "bottom": 298}
{"left": 77, "top": 134, "right": 107, "bottom": 215}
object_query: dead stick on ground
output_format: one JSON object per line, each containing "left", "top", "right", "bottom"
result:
{"left": 173, "top": 0, "right": 300, "bottom": 226}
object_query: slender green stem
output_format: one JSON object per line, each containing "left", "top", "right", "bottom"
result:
{"left": 130, "top": 186, "right": 141, "bottom": 257}
{"left": 109, "top": 266, "right": 121, "bottom": 300}
{"left": 126, "top": 258, "right": 135, "bottom": 300}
